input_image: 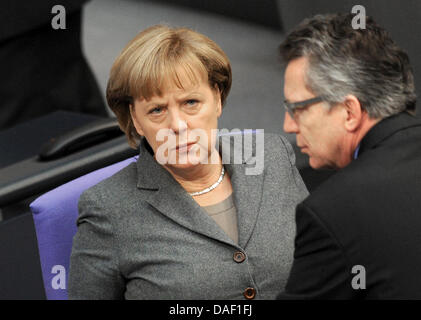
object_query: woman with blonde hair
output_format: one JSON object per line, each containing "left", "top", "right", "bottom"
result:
{"left": 69, "top": 25, "right": 308, "bottom": 299}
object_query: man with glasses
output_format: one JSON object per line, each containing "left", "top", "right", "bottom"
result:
{"left": 278, "top": 13, "right": 421, "bottom": 299}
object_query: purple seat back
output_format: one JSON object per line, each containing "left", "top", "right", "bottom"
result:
{"left": 30, "top": 156, "right": 137, "bottom": 300}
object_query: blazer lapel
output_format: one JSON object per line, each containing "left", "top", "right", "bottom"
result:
{"left": 221, "top": 134, "right": 265, "bottom": 248}
{"left": 135, "top": 138, "right": 235, "bottom": 246}
{"left": 135, "top": 134, "right": 265, "bottom": 249}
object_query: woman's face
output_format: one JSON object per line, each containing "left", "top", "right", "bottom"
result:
{"left": 130, "top": 70, "right": 222, "bottom": 170}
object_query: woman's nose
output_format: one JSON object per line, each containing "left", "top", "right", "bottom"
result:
{"left": 168, "top": 109, "right": 188, "bottom": 135}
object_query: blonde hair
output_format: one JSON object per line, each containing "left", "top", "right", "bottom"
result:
{"left": 106, "top": 25, "right": 232, "bottom": 148}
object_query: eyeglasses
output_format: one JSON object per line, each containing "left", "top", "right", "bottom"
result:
{"left": 283, "top": 96, "right": 324, "bottom": 119}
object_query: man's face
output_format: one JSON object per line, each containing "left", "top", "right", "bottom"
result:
{"left": 283, "top": 57, "right": 348, "bottom": 170}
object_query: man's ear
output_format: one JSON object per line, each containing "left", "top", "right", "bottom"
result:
{"left": 343, "top": 95, "right": 363, "bottom": 132}
{"left": 129, "top": 102, "right": 144, "bottom": 136}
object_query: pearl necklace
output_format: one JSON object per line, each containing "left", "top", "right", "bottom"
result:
{"left": 189, "top": 166, "right": 225, "bottom": 197}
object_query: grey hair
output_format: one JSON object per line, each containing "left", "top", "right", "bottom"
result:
{"left": 280, "top": 13, "right": 417, "bottom": 119}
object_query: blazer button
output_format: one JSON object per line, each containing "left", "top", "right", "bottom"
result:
{"left": 244, "top": 287, "right": 256, "bottom": 300}
{"left": 233, "top": 251, "right": 246, "bottom": 263}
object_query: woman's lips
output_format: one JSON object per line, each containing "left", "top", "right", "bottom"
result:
{"left": 174, "top": 142, "right": 196, "bottom": 152}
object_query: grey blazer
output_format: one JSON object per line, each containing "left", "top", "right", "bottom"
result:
{"left": 68, "top": 132, "right": 308, "bottom": 299}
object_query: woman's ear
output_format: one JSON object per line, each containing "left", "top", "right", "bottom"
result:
{"left": 213, "top": 85, "right": 222, "bottom": 118}
{"left": 216, "top": 96, "right": 222, "bottom": 118}
{"left": 129, "top": 102, "right": 145, "bottom": 136}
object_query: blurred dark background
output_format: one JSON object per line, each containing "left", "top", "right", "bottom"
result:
{"left": 81, "top": 0, "right": 421, "bottom": 139}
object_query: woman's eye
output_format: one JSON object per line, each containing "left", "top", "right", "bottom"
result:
{"left": 149, "top": 107, "right": 163, "bottom": 114}
{"left": 185, "top": 99, "right": 198, "bottom": 107}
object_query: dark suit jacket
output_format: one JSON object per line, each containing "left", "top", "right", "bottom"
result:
{"left": 279, "top": 112, "right": 421, "bottom": 299}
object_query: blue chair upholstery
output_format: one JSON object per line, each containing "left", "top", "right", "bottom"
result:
{"left": 30, "top": 156, "right": 138, "bottom": 300}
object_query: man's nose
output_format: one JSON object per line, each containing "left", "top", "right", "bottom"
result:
{"left": 283, "top": 112, "right": 299, "bottom": 134}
